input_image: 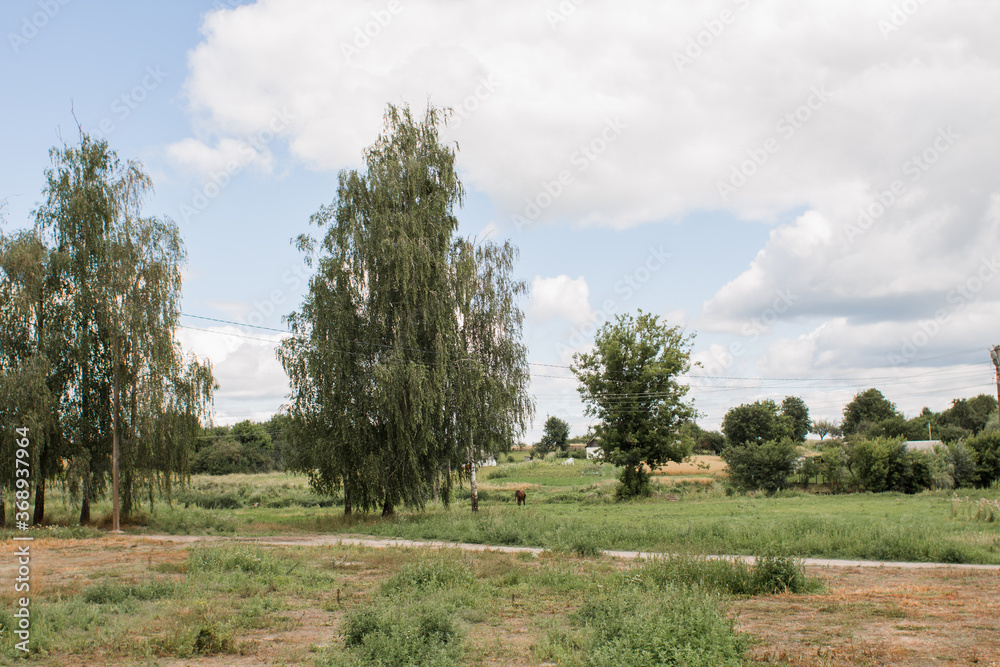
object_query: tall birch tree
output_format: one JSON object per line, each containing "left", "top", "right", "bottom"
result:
{"left": 281, "top": 104, "right": 532, "bottom": 515}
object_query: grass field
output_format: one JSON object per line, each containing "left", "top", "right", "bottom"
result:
{"left": 1, "top": 458, "right": 999, "bottom": 665}
{"left": 1, "top": 537, "right": 997, "bottom": 665}
{"left": 11, "top": 458, "right": 1000, "bottom": 564}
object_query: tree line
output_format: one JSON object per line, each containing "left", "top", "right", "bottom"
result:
{"left": 718, "top": 388, "right": 1000, "bottom": 494}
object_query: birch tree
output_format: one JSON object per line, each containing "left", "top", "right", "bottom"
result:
{"left": 281, "top": 104, "right": 532, "bottom": 515}
{"left": 32, "top": 133, "right": 214, "bottom": 525}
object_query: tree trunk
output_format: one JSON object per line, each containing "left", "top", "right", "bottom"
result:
{"left": 80, "top": 475, "right": 91, "bottom": 524}
{"left": 469, "top": 443, "right": 479, "bottom": 513}
{"left": 381, "top": 499, "right": 394, "bottom": 517}
{"left": 112, "top": 350, "right": 121, "bottom": 532}
{"left": 32, "top": 478, "right": 44, "bottom": 525}
{"left": 0, "top": 491, "right": 6, "bottom": 529}
{"left": 433, "top": 470, "right": 440, "bottom": 505}
{"left": 344, "top": 485, "right": 352, "bottom": 516}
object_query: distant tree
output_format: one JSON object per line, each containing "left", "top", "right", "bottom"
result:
{"left": 572, "top": 311, "right": 695, "bottom": 500}
{"left": 810, "top": 419, "right": 840, "bottom": 440}
{"left": 849, "top": 436, "right": 930, "bottom": 493}
{"left": 721, "top": 400, "right": 790, "bottom": 448}
{"left": 941, "top": 395, "right": 997, "bottom": 435}
{"left": 537, "top": 416, "right": 570, "bottom": 454}
{"left": 722, "top": 437, "right": 798, "bottom": 493}
{"left": 967, "top": 431, "right": 1000, "bottom": 488}
{"left": 781, "top": 396, "right": 811, "bottom": 442}
{"left": 841, "top": 389, "right": 900, "bottom": 438}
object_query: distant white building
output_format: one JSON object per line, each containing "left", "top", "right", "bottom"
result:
{"left": 585, "top": 436, "right": 602, "bottom": 460}
{"left": 479, "top": 457, "right": 497, "bottom": 467}
{"left": 904, "top": 440, "right": 942, "bottom": 452}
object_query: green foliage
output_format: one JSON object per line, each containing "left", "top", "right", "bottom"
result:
{"left": 380, "top": 560, "right": 476, "bottom": 596}
{"left": 848, "top": 437, "right": 931, "bottom": 493}
{"left": 618, "top": 552, "right": 813, "bottom": 597}
{"left": 841, "top": 388, "right": 900, "bottom": 437}
{"left": 615, "top": 464, "right": 652, "bottom": 501}
{"left": 280, "top": 104, "right": 531, "bottom": 516}
{"left": 572, "top": 311, "right": 695, "bottom": 500}
{"left": 341, "top": 600, "right": 464, "bottom": 666}
{"left": 948, "top": 441, "right": 978, "bottom": 488}
{"left": 798, "top": 456, "right": 822, "bottom": 485}
{"left": 3, "top": 133, "right": 216, "bottom": 525}
{"left": 721, "top": 399, "right": 791, "bottom": 448}
{"left": 967, "top": 430, "right": 1000, "bottom": 488}
{"left": 576, "top": 589, "right": 747, "bottom": 667}
{"left": 721, "top": 437, "right": 798, "bottom": 493}
{"left": 190, "top": 421, "right": 282, "bottom": 476}
{"left": 941, "top": 394, "right": 997, "bottom": 435}
{"left": 817, "top": 444, "right": 847, "bottom": 489}
{"left": 781, "top": 396, "right": 811, "bottom": 442}
{"left": 537, "top": 415, "right": 570, "bottom": 455}
{"left": 83, "top": 580, "right": 176, "bottom": 605}
{"left": 187, "top": 544, "right": 281, "bottom": 575}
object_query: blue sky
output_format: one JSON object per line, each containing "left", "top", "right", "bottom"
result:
{"left": 4, "top": 0, "right": 999, "bottom": 443}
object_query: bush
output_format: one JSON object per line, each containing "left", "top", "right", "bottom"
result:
{"left": 721, "top": 437, "right": 797, "bottom": 493}
{"left": 577, "top": 589, "right": 747, "bottom": 667}
{"left": 342, "top": 601, "right": 463, "bottom": 666}
{"left": 615, "top": 465, "right": 652, "bottom": 501}
{"left": 967, "top": 431, "right": 1000, "bottom": 488}
{"left": 850, "top": 437, "right": 931, "bottom": 493}
{"left": 617, "top": 553, "right": 812, "bottom": 597}
{"left": 187, "top": 544, "right": 280, "bottom": 575}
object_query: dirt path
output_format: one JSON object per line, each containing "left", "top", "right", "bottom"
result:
{"left": 136, "top": 532, "right": 1000, "bottom": 570}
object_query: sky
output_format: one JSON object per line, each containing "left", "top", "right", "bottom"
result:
{"left": 3, "top": 0, "right": 1000, "bottom": 444}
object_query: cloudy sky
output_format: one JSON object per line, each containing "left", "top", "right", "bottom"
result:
{"left": 3, "top": 0, "right": 999, "bottom": 442}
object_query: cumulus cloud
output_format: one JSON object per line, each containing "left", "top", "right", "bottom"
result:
{"left": 528, "top": 275, "right": 594, "bottom": 325}
{"left": 173, "top": 0, "right": 1000, "bottom": 228}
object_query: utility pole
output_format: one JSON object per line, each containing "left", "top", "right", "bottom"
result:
{"left": 991, "top": 345, "right": 1000, "bottom": 431}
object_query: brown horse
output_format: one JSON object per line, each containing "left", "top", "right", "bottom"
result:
{"left": 514, "top": 489, "right": 526, "bottom": 506}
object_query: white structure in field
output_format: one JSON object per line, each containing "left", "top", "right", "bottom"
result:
{"left": 585, "top": 436, "right": 602, "bottom": 459}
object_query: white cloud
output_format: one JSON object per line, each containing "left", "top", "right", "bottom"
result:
{"left": 177, "top": 326, "right": 289, "bottom": 425}
{"left": 173, "top": 1, "right": 1000, "bottom": 229}
{"left": 528, "top": 275, "right": 594, "bottom": 325}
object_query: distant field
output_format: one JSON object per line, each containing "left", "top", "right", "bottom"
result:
{"left": 12, "top": 459, "right": 999, "bottom": 566}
